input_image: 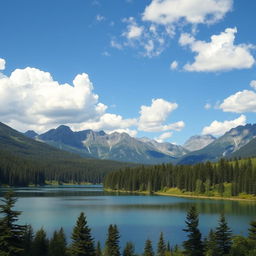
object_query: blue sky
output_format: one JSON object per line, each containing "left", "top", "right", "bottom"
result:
{"left": 0, "top": 0, "right": 256, "bottom": 145}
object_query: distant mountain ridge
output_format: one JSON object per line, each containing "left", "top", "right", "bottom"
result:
{"left": 24, "top": 123, "right": 256, "bottom": 165}
{"left": 178, "top": 124, "right": 256, "bottom": 164}
{"left": 27, "top": 125, "right": 188, "bottom": 164}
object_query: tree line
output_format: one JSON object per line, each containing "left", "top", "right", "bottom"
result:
{"left": 103, "top": 158, "right": 256, "bottom": 197}
{"left": 1, "top": 191, "right": 256, "bottom": 256}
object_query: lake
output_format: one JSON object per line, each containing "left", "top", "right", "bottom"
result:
{"left": 0, "top": 185, "right": 256, "bottom": 253}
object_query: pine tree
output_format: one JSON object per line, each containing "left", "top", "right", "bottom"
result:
{"left": 22, "top": 225, "right": 34, "bottom": 256}
{"left": 95, "top": 241, "right": 102, "bottom": 256}
{"left": 123, "top": 241, "right": 135, "bottom": 256}
{"left": 215, "top": 214, "right": 232, "bottom": 256}
{"left": 182, "top": 206, "right": 204, "bottom": 256}
{"left": 248, "top": 220, "right": 256, "bottom": 240}
{"left": 105, "top": 224, "right": 120, "bottom": 256}
{"left": 31, "top": 228, "right": 49, "bottom": 256}
{"left": 49, "top": 228, "right": 67, "bottom": 256}
{"left": 0, "top": 191, "right": 26, "bottom": 256}
{"left": 157, "top": 232, "right": 166, "bottom": 256}
{"left": 204, "top": 229, "right": 217, "bottom": 256}
{"left": 143, "top": 239, "right": 154, "bottom": 256}
{"left": 69, "top": 212, "right": 95, "bottom": 256}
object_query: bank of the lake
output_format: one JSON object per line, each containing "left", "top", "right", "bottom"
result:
{"left": 104, "top": 188, "right": 256, "bottom": 202}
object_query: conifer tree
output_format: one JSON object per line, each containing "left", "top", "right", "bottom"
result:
{"left": 49, "top": 228, "right": 67, "bottom": 256}
{"left": 157, "top": 232, "right": 166, "bottom": 256}
{"left": 0, "top": 191, "right": 26, "bottom": 256}
{"left": 95, "top": 241, "right": 102, "bottom": 256}
{"left": 248, "top": 220, "right": 256, "bottom": 240}
{"left": 69, "top": 212, "right": 95, "bottom": 256}
{"left": 183, "top": 206, "right": 204, "bottom": 256}
{"left": 105, "top": 224, "right": 120, "bottom": 256}
{"left": 143, "top": 239, "right": 154, "bottom": 256}
{"left": 22, "top": 225, "right": 34, "bottom": 256}
{"left": 31, "top": 228, "right": 49, "bottom": 256}
{"left": 204, "top": 229, "right": 217, "bottom": 256}
{"left": 123, "top": 241, "right": 135, "bottom": 256}
{"left": 215, "top": 214, "right": 232, "bottom": 256}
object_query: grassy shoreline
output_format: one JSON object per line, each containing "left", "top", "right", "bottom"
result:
{"left": 104, "top": 188, "right": 256, "bottom": 202}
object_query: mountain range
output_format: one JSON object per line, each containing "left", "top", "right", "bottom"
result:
{"left": 24, "top": 123, "right": 256, "bottom": 164}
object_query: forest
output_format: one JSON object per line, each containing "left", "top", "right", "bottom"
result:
{"left": 103, "top": 158, "right": 256, "bottom": 199}
{"left": 0, "top": 191, "right": 256, "bottom": 256}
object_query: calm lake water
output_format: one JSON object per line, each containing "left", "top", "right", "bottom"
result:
{"left": 0, "top": 185, "right": 256, "bottom": 252}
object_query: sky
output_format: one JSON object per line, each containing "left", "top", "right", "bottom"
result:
{"left": 0, "top": 0, "right": 256, "bottom": 145}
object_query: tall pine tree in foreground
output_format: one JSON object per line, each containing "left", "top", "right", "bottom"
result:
{"left": 123, "top": 241, "right": 135, "bottom": 256}
{"left": 143, "top": 239, "right": 154, "bottom": 256}
{"left": 0, "top": 191, "right": 26, "bottom": 256}
{"left": 105, "top": 224, "right": 120, "bottom": 256}
{"left": 183, "top": 206, "right": 204, "bottom": 256}
{"left": 31, "top": 228, "right": 49, "bottom": 256}
{"left": 49, "top": 227, "right": 67, "bottom": 256}
{"left": 157, "top": 232, "right": 166, "bottom": 256}
{"left": 69, "top": 212, "right": 95, "bottom": 256}
{"left": 248, "top": 220, "right": 256, "bottom": 240}
{"left": 215, "top": 214, "right": 232, "bottom": 256}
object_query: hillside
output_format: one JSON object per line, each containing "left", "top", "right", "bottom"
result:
{"left": 0, "top": 122, "right": 137, "bottom": 186}
{"left": 231, "top": 138, "right": 256, "bottom": 159}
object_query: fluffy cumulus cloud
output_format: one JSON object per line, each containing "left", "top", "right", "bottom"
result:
{"left": 138, "top": 98, "right": 185, "bottom": 132}
{"left": 0, "top": 65, "right": 107, "bottom": 132}
{"left": 220, "top": 90, "right": 256, "bottom": 113}
{"left": 142, "top": 0, "right": 233, "bottom": 25}
{"left": 155, "top": 131, "right": 173, "bottom": 143}
{"left": 202, "top": 115, "right": 246, "bottom": 136}
{"left": 123, "top": 18, "right": 144, "bottom": 39}
{"left": 180, "top": 28, "right": 255, "bottom": 72}
{"left": 0, "top": 58, "right": 6, "bottom": 70}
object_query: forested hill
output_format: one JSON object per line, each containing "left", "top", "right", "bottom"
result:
{"left": 104, "top": 158, "right": 256, "bottom": 199}
{"left": 0, "top": 122, "right": 137, "bottom": 186}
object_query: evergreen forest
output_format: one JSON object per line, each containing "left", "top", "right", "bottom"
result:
{"left": 104, "top": 158, "right": 256, "bottom": 199}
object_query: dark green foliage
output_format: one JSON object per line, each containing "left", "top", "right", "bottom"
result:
{"left": 143, "top": 239, "right": 154, "bottom": 256}
{"left": 215, "top": 214, "right": 232, "bottom": 256}
{"left": 22, "top": 225, "right": 34, "bottom": 256}
{"left": 157, "top": 232, "right": 166, "bottom": 256}
{"left": 204, "top": 229, "right": 217, "bottom": 256}
{"left": 183, "top": 206, "right": 204, "bottom": 256}
{"left": 49, "top": 228, "right": 67, "bottom": 256}
{"left": 95, "top": 241, "right": 102, "bottom": 256}
{"left": 70, "top": 212, "right": 95, "bottom": 256}
{"left": 0, "top": 191, "right": 26, "bottom": 256}
{"left": 248, "top": 220, "right": 256, "bottom": 240}
{"left": 105, "top": 224, "right": 120, "bottom": 256}
{"left": 123, "top": 242, "right": 135, "bottom": 256}
{"left": 104, "top": 158, "right": 256, "bottom": 197}
{"left": 31, "top": 228, "right": 49, "bottom": 256}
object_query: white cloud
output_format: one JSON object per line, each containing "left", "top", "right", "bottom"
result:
{"left": 0, "top": 58, "right": 6, "bottom": 70}
{"left": 123, "top": 17, "right": 144, "bottom": 39}
{"left": 170, "top": 61, "right": 178, "bottom": 70}
{"left": 250, "top": 80, "right": 256, "bottom": 90}
{"left": 204, "top": 103, "right": 211, "bottom": 110}
{"left": 155, "top": 132, "right": 173, "bottom": 142}
{"left": 138, "top": 98, "right": 185, "bottom": 132}
{"left": 96, "top": 14, "right": 105, "bottom": 22}
{"left": 110, "top": 40, "right": 123, "bottom": 49}
{"left": 202, "top": 115, "right": 246, "bottom": 136}
{"left": 181, "top": 28, "right": 255, "bottom": 72}
{"left": 220, "top": 90, "right": 256, "bottom": 113}
{"left": 142, "top": 0, "right": 233, "bottom": 25}
{"left": 0, "top": 65, "right": 107, "bottom": 132}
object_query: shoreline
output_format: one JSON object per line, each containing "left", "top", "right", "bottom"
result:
{"left": 105, "top": 189, "right": 256, "bottom": 202}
